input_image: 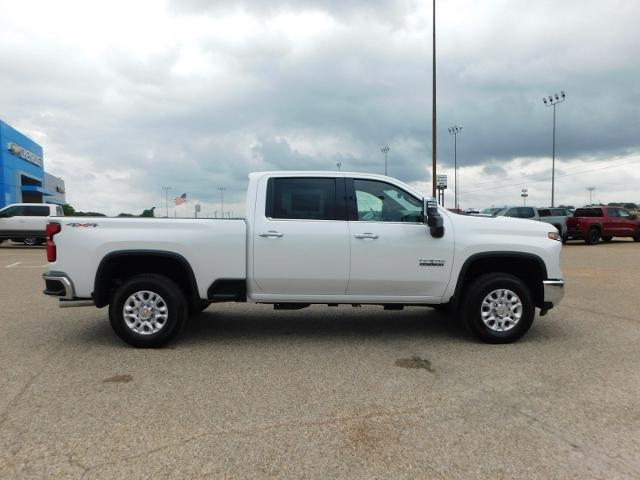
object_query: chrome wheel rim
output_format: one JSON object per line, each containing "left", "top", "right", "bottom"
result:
{"left": 24, "top": 237, "right": 37, "bottom": 246}
{"left": 480, "top": 289, "right": 522, "bottom": 332}
{"left": 123, "top": 290, "right": 168, "bottom": 335}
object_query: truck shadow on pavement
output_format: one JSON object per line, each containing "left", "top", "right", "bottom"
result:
{"left": 75, "top": 307, "right": 473, "bottom": 348}
{"left": 180, "top": 307, "right": 468, "bottom": 345}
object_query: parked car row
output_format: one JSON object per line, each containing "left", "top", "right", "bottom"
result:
{"left": 461, "top": 203, "right": 640, "bottom": 245}
{"left": 0, "top": 203, "right": 64, "bottom": 246}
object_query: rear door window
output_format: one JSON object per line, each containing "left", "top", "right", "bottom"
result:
{"left": 574, "top": 208, "right": 603, "bottom": 217}
{"left": 25, "top": 206, "right": 51, "bottom": 216}
{"left": 518, "top": 207, "right": 536, "bottom": 218}
{"left": 538, "top": 209, "right": 551, "bottom": 217}
{"left": 267, "top": 178, "right": 340, "bottom": 220}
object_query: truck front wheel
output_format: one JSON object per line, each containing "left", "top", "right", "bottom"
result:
{"left": 462, "top": 273, "right": 535, "bottom": 344}
{"left": 109, "top": 274, "right": 187, "bottom": 348}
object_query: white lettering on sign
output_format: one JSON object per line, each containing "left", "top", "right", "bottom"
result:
{"left": 6, "top": 142, "right": 43, "bottom": 167}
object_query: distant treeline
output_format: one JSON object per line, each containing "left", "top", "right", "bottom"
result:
{"left": 63, "top": 204, "right": 156, "bottom": 218}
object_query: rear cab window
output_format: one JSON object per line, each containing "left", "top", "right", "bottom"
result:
{"left": 25, "top": 206, "right": 51, "bottom": 216}
{"left": 574, "top": 208, "right": 603, "bottom": 217}
{"left": 266, "top": 177, "right": 343, "bottom": 220}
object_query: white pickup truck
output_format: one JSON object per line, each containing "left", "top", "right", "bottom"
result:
{"left": 43, "top": 171, "right": 564, "bottom": 347}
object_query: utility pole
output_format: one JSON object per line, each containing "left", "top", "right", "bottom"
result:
{"left": 218, "top": 187, "right": 226, "bottom": 218}
{"left": 542, "top": 91, "right": 566, "bottom": 207}
{"left": 162, "top": 186, "right": 171, "bottom": 218}
{"left": 381, "top": 146, "right": 389, "bottom": 175}
{"left": 431, "top": 0, "right": 437, "bottom": 198}
{"left": 447, "top": 125, "right": 462, "bottom": 210}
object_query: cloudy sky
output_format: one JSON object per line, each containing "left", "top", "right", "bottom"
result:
{"left": 1, "top": 0, "right": 638, "bottom": 215}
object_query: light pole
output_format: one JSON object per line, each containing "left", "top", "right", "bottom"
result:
{"left": 542, "top": 91, "right": 566, "bottom": 207}
{"left": 162, "top": 186, "right": 171, "bottom": 218}
{"left": 381, "top": 146, "right": 389, "bottom": 175}
{"left": 587, "top": 186, "right": 596, "bottom": 205}
{"left": 218, "top": 187, "right": 226, "bottom": 218}
{"left": 431, "top": 0, "right": 437, "bottom": 198}
{"left": 521, "top": 188, "right": 528, "bottom": 205}
{"left": 447, "top": 125, "right": 462, "bottom": 210}
{"left": 336, "top": 161, "right": 342, "bottom": 172}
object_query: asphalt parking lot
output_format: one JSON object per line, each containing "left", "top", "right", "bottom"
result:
{"left": 0, "top": 241, "right": 639, "bottom": 479}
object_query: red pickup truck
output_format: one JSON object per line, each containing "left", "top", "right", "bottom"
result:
{"left": 567, "top": 206, "right": 640, "bottom": 244}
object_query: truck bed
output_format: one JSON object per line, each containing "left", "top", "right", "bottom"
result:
{"left": 49, "top": 217, "right": 247, "bottom": 299}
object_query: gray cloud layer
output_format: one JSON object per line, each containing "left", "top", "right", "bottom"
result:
{"left": 0, "top": 0, "right": 638, "bottom": 212}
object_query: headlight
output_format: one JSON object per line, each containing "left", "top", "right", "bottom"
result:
{"left": 548, "top": 231, "right": 561, "bottom": 241}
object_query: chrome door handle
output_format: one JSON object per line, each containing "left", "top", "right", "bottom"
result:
{"left": 354, "top": 233, "right": 378, "bottom": 239}
{"left": 259, "top": 231, "right": 284, "bottom": 238}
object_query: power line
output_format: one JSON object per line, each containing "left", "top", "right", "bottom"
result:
{"left": 461, "top": 155, "right": 637, "bottom": 191}
{"left": 461, "top": 157, "right": 638, "bottom": 195}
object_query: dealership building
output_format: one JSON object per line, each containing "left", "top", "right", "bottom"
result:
{"left": 0, "top": 119, "right": 65, "bottom": 209}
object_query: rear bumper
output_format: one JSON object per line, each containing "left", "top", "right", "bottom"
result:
{"left": 42, "top": 271, "right": 94, "bottom": 307}
{"left": 542, "top": 279, "right": 565, "bottom": 308}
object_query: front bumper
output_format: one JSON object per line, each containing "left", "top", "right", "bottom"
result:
{"left": 42, "top": 271, "right": 94, "bottom": 307}
{"left": 542, "top": 279, "right": 565, "bottom": 307}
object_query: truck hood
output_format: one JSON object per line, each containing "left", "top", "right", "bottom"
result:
{"left": 446, "top": 211, "right": 557, "bottom": 236}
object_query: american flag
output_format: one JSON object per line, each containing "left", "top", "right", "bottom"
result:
{"left": 175, "top": 193, "right": 187, "bottom": 206}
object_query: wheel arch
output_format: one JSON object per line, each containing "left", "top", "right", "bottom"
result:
{"left": 451, "top": 252, "right": 548, "bottom": 310}
{"left": 93, "top": 250, "right": 200, "bottom": 309}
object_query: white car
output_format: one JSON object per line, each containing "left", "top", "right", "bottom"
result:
{"left": 0, "top": 203, "right": 64, "bottom": 246}
{"left": 42, "top": 171, "right": 564, "bottom": 347}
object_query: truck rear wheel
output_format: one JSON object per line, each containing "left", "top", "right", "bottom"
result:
{"left": 109, "top": 274, "right": 187, "bottom": 348}
{"left": 462, "top": 273, "right": 535, "bottom": 344}
{"left": 585, "top": 228, "right": 600, "bottom": 245}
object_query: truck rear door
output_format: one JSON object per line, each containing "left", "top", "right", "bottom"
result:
{"left": 252, "top": 176, "right": 350, "bottom": 295}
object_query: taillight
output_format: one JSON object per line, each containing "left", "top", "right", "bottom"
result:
{"left": 46, "top": 223, "right": 61, "bottom": 262}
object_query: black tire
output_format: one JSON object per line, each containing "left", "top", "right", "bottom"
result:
{"left": 461, "top": 273, "right": 535, "bottom": 344}
{"left": 633, "top": 231, "right": 640, "bottom": 242}
{"left": 561, "top": 233, "right": 568, "bottom": 244}
{"left": 585, "top": 228, "right": 600, "bottom": 245}
{"left": 109, "top": 274, "right": 188, "bottom": 348}
{"left": 602, "top": 236, "right": 612, "bottom": 242}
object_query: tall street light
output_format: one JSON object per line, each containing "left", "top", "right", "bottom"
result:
{"left": 162, "top": 186, "right": 171, "bottom": 218}
{"left": 447, "top": 125, "right": 462, "bottom": 210}
{"left": 336, "top": 161, "right": 342, "bottom": 172}
{"left": 218, "top": 187, "right": 226, "bottom": 218}
{"left": 542, "top": 90, "right": 566, "bottom": 207}
{"left": 431, "top": 0, "right": 437, "bottom": 198}
{"left": 381, "top": 146, "right": 389, "bottom": 175}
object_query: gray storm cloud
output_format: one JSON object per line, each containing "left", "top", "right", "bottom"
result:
{"left": 0, "top": 0, "right": 638, "bottom": 212}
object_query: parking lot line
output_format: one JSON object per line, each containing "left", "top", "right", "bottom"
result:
{"left": 4, "top": 261, "right": 48, "bottom": 268}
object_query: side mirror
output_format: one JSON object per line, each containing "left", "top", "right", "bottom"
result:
{"left": 423, "top": 199, "right": 444, "bottom": 238}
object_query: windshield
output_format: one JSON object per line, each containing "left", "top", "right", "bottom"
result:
{"left": 480, "top": 207, "right": 503, "bottom": 216}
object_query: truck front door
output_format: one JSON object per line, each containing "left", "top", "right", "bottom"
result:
{"left": 252, "top": 177, "right": 350, "bottom": 295}
{"left": 345, "top": 178, "right": 454, "bottom": 299}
